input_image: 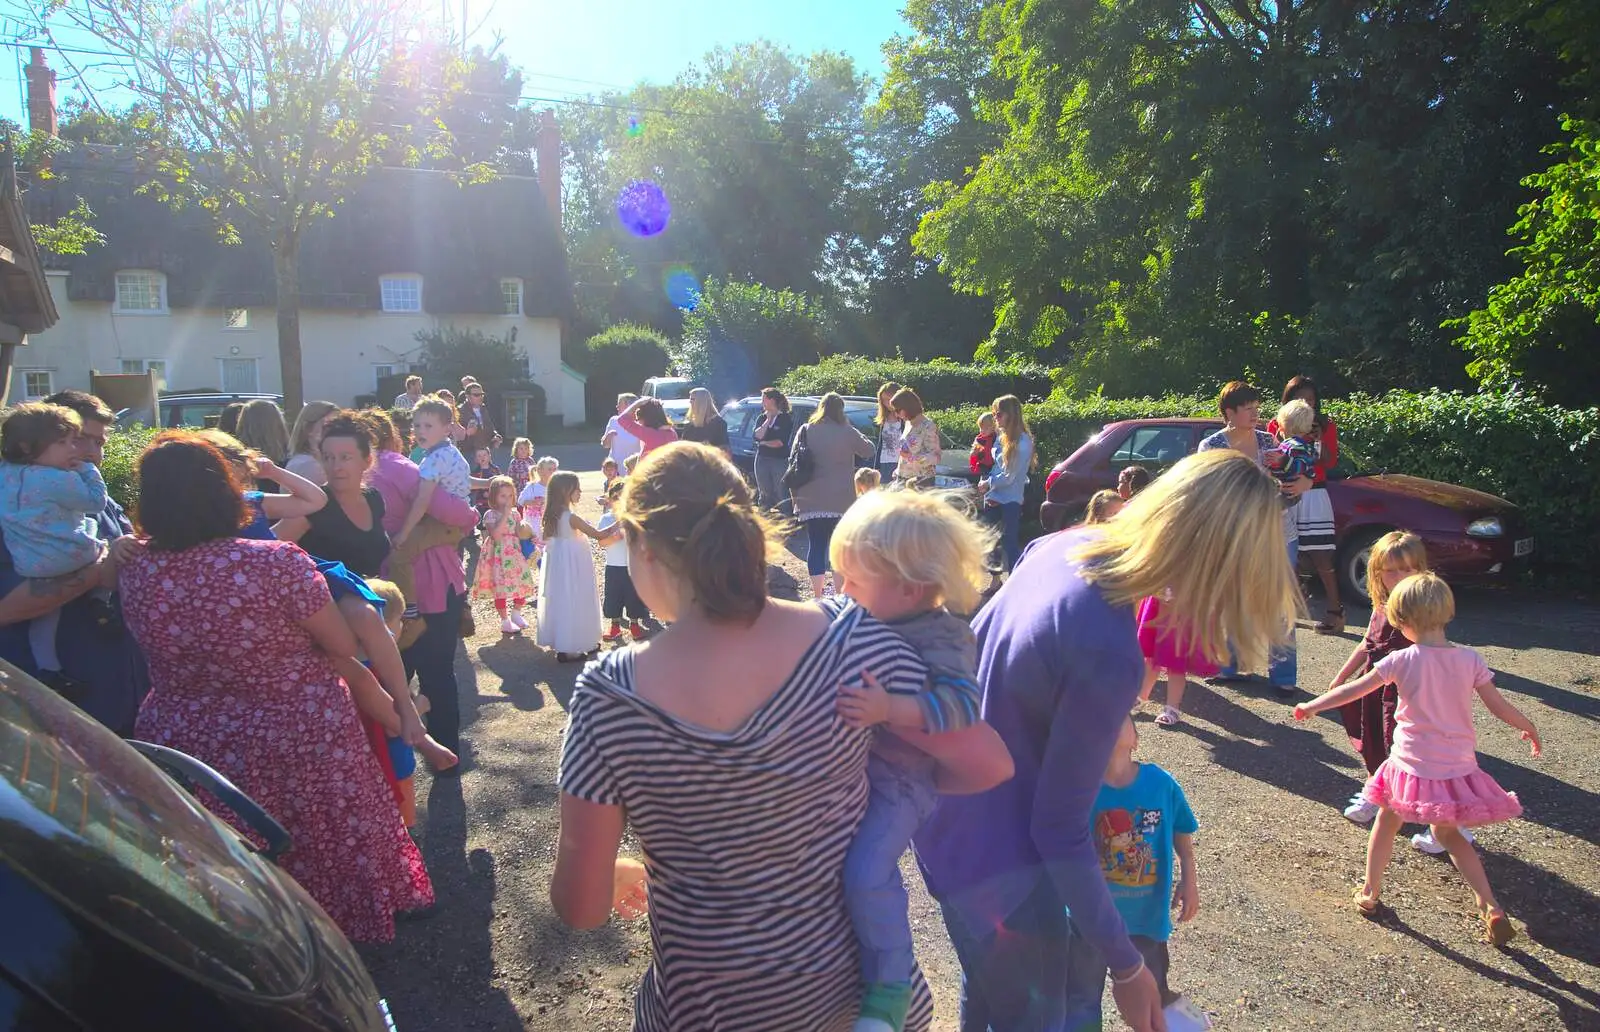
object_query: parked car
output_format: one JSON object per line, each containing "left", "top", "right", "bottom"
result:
{"left": 1039, "top": 417, "right": 1533, "bottom": 601}
{"left": 0, "top": 659, "right": 397, "bottom": 1032}
{"left": 721, "top": 395, "right": 977, "bottom": 492}
{"left": 640, "top": 376, "right": 698, "bottom": 425}
{"left": 137, "top": 392, "right": 285, "bottom": 429}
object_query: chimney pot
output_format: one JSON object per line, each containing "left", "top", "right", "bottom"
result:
{"left": 535, "top": 109, "right": 561, "bottom": 233}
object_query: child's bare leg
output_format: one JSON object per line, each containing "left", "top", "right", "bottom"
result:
{"left": 1361, "top": 807, "right": 1405, "bottom": 903}
{"left": 1138, "top": 662, "right": 1160, "bottom": 703}
{"left": 418, "top": 735, "right": 459, "bottom": 770}
{"left": 331, "top": 655, "right": 402, "bottom": 736}
{"left": 1165, "top": 670, "right": 1187, "bottom": 713}
{"left": 337, "top": 596, "right": 422, "bottom": 739}
{"left": 1432, "top": 824, "right": 1502, "bottom": 915}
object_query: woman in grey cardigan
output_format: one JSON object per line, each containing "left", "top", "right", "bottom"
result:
{"left": 790, "top": 393, "right": 877, "bottom": 598}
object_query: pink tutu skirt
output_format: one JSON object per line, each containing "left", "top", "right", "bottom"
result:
{"left": 1136, "top": 597, "right": 1219, "bottom": 678}
{"left": 1362, "top": 758, "right": 1522, "bottom": 827}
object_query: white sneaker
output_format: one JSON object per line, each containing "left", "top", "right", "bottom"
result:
{"left": 500, "top": 616, "right": 519, "bottom": 635}
{"left": 1343, "top": 798, "right": 1379, "bottom": 824}
{"left": 510, "top": 611, "right": 529, "bottom": 630}
{"left": 1412, "top": 828, "right": 1476, "bottom": 855}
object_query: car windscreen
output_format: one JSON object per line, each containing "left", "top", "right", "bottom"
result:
{"left": 651, "top": 381, "right": 694, "bottom": 401}
{"left": 0, "top": 662, "right": 316, "bottom": 996}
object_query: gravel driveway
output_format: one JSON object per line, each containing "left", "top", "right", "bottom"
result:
{"left": 358, "top": 468, "right": 1600, "bottom": 1030}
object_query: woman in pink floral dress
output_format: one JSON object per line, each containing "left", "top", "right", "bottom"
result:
{"left": 121, "top": 431, "right": 432, "bottom": 943}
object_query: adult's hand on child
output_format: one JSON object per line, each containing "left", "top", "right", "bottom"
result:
{"left": 109, "top": 535, "right": 147, "bottom": 567}
{"left": 837, "top": 671, "right": 890, "bottom": 729}
{"left": 400, "top": 712, "right": 427, "bottom": 749}
{"left": 1111, "top": 964, "right": 1167, "bottom": 1032}
{"left": 392, "top": 529, "right": 411, "bottom": 548}
{"left": 612, "top": 858, "right": 650, "bottom": 920}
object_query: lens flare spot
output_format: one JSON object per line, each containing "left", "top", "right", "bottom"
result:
{"left": 616, "top": 180, "right": 671, "bottom": 238}
{"left": 626, "top": 115, "right": 645, "bottom": 138}
{"left": 663, "top": 264, "right": 702, "bottom": 311}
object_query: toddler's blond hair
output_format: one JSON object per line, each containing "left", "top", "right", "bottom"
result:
{"left": 1385, "top": 571, "right": 1455, "bottom": 633}
{"left": 831, "top": 489, "right": 995, "bottom": 615}
{"left": 977, "top": 411, "right": 996, "bottom": 433}
{"left": 1276, "top": 399, "right": 1315, "bottom": 437}
{"left": 854, "top": 467, "right": 882, "bottom": 495}
{"left": 365, "top": 578, "right": 406, "bottom": 632}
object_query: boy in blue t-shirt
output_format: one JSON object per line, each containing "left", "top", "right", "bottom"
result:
{"left": 1091, "top": 713, "right": 1200, "bottom": 1005}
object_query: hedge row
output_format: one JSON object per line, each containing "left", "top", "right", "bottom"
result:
{"left": 926, "top": 389, "right": 1600, "bottom": 577}
{"left": 777, "top": 355, "right": 1054, "bottom": 412}
{"left": 103, "top": 422, "right": 160, "bottom": 513}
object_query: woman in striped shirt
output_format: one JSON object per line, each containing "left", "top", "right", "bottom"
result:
{"left": 552, "top": 441, "right": 1013, "bottom": 1032}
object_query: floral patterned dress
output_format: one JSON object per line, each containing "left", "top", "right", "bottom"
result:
{"left": 474, "top": 507, "right": 539, "bottom": 602}
{"left": 122, "top": 538, "right": 433, "bottom": 943}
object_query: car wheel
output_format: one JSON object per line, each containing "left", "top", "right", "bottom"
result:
{"left": 1337, "top": 528, "right": 1389, "bottom": 605}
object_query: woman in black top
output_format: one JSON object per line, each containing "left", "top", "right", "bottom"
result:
{"left": 677, "top": 387, "right": 730, "bottom": 454}
{"left": 750, "top": 387, "right": 794, "bottom": 510}
{"left": 275, "top": 416, "right": 391, "bottom": 577}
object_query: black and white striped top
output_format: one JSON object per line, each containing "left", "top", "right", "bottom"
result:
{"left": 558, "top": 598, "right": 936, "bottom": 1032}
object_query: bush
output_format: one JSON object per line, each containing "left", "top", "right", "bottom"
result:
{"left": 103, "top": 423, "right": 160, "bottom": 513}
{"left": 926, "top": 389, "right": 1600, "bottom": 578}
{"left": 582, "top": 323, "right": 671, "bottom": 423}
{"left": 778, "top": 355, "right": 1055, "bottom": 410}
{"left": 674, "top": 280, "right": 836, "bottom": 399}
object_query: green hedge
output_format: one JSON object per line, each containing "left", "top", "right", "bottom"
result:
{"left": 582, "top": 323, "right": 671, "bottom": 424}
{"left": 103, "top": 423, "right": 160, "bottom": 514}
{"left": 777, "top": 355, "right": 1054, "bottom": 411}
{"left": 927, "top": 389, "right": 1600, "bottom": 576}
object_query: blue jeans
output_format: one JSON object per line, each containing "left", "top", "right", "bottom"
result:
{"left": 754, "top": 453, "right": 787, "bottom": 510}
{"left": 938, "top": 871, "right": 1106, "bottom": 1032}
{"left": 1219, "top": 539, "right": 1298, "bottom": 687}
{"left": 844, "top": 753, "right": 939, "bottom": 985}
{"left": 982, "top": 502, "right": 1023, "bottom": 573}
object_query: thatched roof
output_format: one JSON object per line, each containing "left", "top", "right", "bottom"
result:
{"left": 0, "top": 144, "right": 59, "bottom": 334}
{"left": 25, "top": 144, "right": 572, "bottom": 318}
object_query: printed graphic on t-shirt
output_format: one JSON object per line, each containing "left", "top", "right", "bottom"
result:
{"left": 1096, "top": 806, "right": 1161, "bottom": 888}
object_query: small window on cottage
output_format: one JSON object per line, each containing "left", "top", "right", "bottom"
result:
{"left": 21, "top": 370, "right": 52, "bottom": 399}
{"left": 119, "top": 358, "right": 167, "bottom": 388}
{"left": 500, "top": 278, "right": 524, "bottom": 316}
{"left": 374, "top": 364, "right": 395, "bottom": 390}
{"left": 380, "top": 275, "right": 423, "bottom": 313}
{"left": 225, "top": 308, "right": 249, "bottom": 329}
{"left": 114, "top": 270, "right": 167, "bottom": 314}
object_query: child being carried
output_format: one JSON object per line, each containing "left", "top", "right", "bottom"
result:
{"left": 832, "top": 489, "right": 998, "bottom": 1032}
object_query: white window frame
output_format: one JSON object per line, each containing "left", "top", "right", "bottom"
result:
{"left": 374, "top": 363, "right": 396, "bottom": 390}
{"left": 380, "top": 274, "right": 424, "bottom": 314}
{"left": 224, "top": 308, "right": 250, "bottom": 330}
{"left": 500, "top": 277, "right": 524, "bottom": 316}
{"left": 217, "top": 357, "right": 260, "bottom": 394}
{"left": 114, "top": 270, "right": 168, "bottom": 314}
{"left": 119, "top": 358, "right": 167, "bottom": 388}
{"left": 20, "top": 369, "right": 52, "bottom": 400}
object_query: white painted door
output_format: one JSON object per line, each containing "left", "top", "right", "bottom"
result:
{"left": 219, "top": 358, "right": 259, "bottom": 394}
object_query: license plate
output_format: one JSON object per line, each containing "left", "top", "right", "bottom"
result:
{"left": 1514, "top": 538, "right": 1534, "bottom": 557}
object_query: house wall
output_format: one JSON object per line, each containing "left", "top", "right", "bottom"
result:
{"left": 7, "top": 272, "right": 583, "bottom": 423}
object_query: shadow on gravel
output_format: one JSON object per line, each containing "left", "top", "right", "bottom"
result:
{"left": 362, "top": 777, "right": 525, "bottom": 1032}
{"left": 1382, "top": 914, "right": 1600, "bottom": 1030}
{"left": 1490, "top": 670, "right": 1600, "bottom": 724}
{"left": 768, "top": 563, "right": 801, "bottom": 602}
{"left": 1477, "top": 752, "right": 1600, "bottom": 848}
{"left": 477, "top": 634, "right": 551, "bottom": 712}
{"left": 1179, "top": 687, "right": 1366, "bottom": 811}
{"left": 1475, "top": 850, "right": 1600, "bottom": 969}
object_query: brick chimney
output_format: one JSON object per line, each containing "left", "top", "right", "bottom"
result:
{"left": 535, "top": 108, "right": 561, "bottom": 233}
{"left": 24, "top": 49, "right": 57, "bottom": 139}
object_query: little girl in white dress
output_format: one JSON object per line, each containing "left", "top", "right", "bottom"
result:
{"left": 536, "top": 471, "right": 609, "bottom": 662}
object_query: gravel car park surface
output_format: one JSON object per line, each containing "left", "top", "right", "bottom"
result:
{"left": 358, "top": 467, "right": 1600, "bottom": 1031}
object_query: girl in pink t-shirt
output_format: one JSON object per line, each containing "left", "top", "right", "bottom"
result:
{"left": 1294, "top": 572, "right": 1541, "bottom": 946}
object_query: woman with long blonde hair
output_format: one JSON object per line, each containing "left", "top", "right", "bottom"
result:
{"left": 917, "top": 448, "right": 1298, "bottom": 1032}
{"left": 676, "top": 387, "right": 730, "bottom": 455}
{"left": 979, "top": 394, "right": 1037, "bottom": 572}
{"left": 235, "top": 398, "right": 290, "bottom": 466}
{"left": 285, "top": 400, "right": 341, "bottom": 486}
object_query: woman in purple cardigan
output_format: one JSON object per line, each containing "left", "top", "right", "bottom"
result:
{"left": 915, "top": 449, "right": 1300, "bottom": 1032}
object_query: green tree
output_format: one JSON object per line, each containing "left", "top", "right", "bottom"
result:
{"left": 2, "top": 120, "right": 105, "bottom": 256}
{"left": 43, "top": 0, "right": 472, "bottom": 414}
{"left": 673, "top": 279, "right": 837, "bottom": 399}
{"left": 914, "top": 0, "right": 1577, "bottom": 396}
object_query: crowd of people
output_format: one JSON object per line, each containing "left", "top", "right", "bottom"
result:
{"left": 0, "top": 370, "right": 1545, "bottom": 1031}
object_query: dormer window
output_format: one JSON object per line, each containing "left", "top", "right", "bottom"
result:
{"left": 114, "top": 270, "right": 167, "bottom": 314}
{"left": 380, "top": 274, "right": 423, "bottom": 313}
{"left": 501, "top": 278, "right": 524, "bottom": 316}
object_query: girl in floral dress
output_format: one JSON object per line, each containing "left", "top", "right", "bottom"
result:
{"left": 475, "top": 476, "right": 539, "bottom": 635}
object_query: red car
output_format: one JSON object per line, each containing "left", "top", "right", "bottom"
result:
{"left": 1040, "top": 418, "right": 1533, "bottom": 601}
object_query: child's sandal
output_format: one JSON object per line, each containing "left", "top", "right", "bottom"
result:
{"left": 1352, "top": 889, "right": 1381, "bottom": 917}
{"left": 1482, "top": 907, "right": 1517, "bottom": 946}
{"left": 1315, "top": 606, "right": 1346, "bottom": 634}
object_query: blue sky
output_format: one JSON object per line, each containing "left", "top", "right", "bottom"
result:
{"left": 0, "top": 0, "right": 910, "bottom": 128}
